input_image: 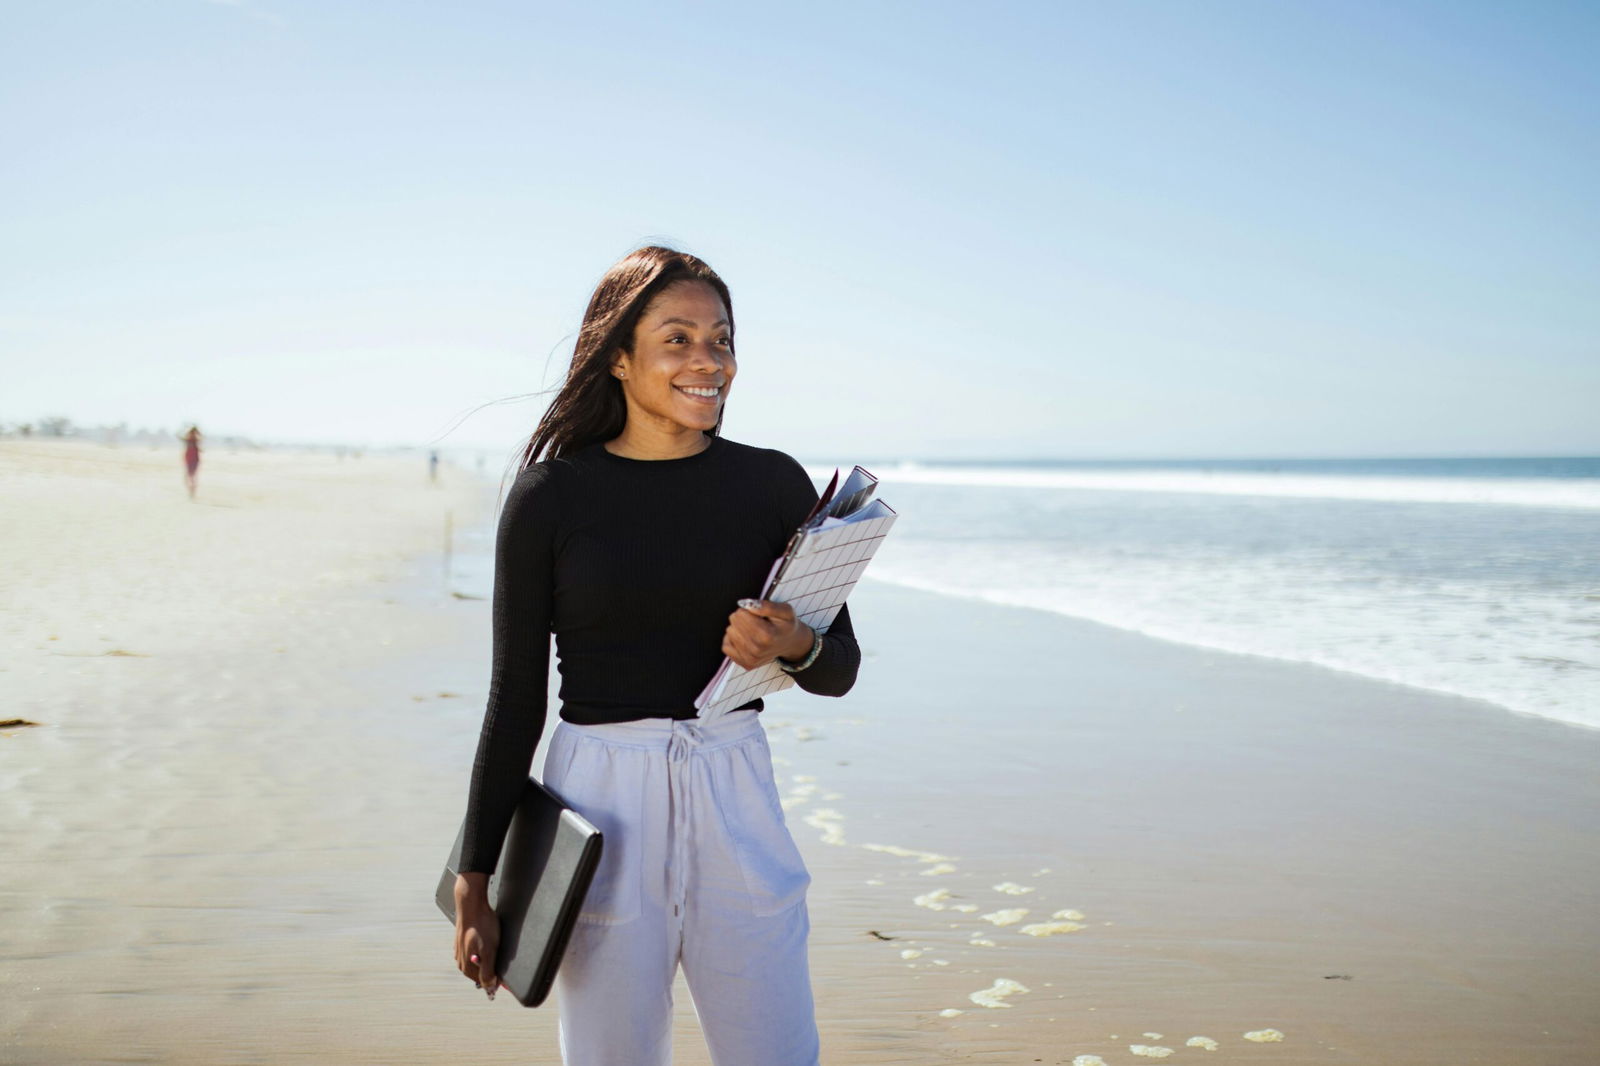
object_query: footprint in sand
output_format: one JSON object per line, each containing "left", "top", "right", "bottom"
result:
{"left": 968, "top": 978, "right": 1030, "bottom": 1008}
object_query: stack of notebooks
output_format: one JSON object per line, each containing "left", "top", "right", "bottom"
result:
{"left": 696, "top": 465, "right": 897, "bottom": 721}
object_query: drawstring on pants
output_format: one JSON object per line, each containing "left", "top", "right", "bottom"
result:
{"left": 666, "top": 720, "right": 706, "bottom": 920}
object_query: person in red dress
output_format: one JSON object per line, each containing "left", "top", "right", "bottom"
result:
{"left": 179, "top": 426, "right": 202, "bottom": 499}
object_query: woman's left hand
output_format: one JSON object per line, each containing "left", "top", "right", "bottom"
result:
{"left": 723, "top": 599, "right": 814, "bottom": 670}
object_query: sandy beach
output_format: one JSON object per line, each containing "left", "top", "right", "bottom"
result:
{"left": 4, "top": 439, "right": 1598, "bottom": 1064}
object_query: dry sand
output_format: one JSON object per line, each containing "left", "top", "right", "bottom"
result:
{"left": 4, "top": 438, "right": 1598, "bottom": 1064}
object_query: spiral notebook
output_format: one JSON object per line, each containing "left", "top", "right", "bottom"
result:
{"left": 695, "top": 465, "right": 896, "bottom": 721}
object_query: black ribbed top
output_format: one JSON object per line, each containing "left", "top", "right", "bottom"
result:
{"left": 459, "top": 435, "right": 861, "bottom": 873}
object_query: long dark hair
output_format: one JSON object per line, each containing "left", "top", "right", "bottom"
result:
{"left": 518, "top": 245, "right": 735, "bottom": 470}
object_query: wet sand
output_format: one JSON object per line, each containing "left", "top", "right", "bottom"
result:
{"left": 4, "top": 440, "right": 1598, "bottom": 1064}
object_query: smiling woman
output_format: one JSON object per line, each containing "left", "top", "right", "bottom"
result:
{"left": 608, "top": 280, "right": 736, "bottom": 459}
{"left": 450, "top": 245, "right": 860, "bottom": 1066}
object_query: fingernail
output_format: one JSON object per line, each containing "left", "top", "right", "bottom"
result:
{"left": 738, "top": 598, "right": 761, "bottom": 609}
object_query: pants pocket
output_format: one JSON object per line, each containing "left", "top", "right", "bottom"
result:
{"left": 542, "top": 729, "right": 644, "bottom": 925}
{"left": 714, "top": 732, "right": 812, "bottom": 918}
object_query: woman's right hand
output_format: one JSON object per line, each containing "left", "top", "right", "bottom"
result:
{"left": 453, "top": 872, "right": 502, "bottom": 1000}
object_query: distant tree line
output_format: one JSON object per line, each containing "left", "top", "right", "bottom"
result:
{"left": 0, "top": 417, "right": 263, "bottom": 450}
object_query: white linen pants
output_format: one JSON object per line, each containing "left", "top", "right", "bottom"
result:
{"left": 542, "top": 709, "right": 820, "bottom": 1066}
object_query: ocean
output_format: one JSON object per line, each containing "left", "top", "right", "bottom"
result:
{"left": 846, "top": 457, "right": 1600, "bottom": 731}
{"left": 453, "top": 454, "right": 1600, "bottom": 733}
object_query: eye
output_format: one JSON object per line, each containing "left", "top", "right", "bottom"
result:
{"left": 666, "top": 334, "right": 689, "bottom": 344}
{"left": 716, "top": 335, "right": 732, "bottom": 347}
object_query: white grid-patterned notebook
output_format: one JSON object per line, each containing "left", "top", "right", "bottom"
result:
{"left": 695, "top": 467, "right": 897, "bottom": 721}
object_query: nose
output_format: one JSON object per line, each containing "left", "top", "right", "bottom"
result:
{"left": 687, "top": 340, "right": 731, "bottom": 374}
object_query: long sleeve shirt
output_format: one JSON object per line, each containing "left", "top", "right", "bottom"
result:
{"left": 458, "top": 435, "right": 861, "bottom": 874}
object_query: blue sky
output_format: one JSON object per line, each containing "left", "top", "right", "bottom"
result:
{"left": 3, "top": 0, "right": 1596, "bottom": 461}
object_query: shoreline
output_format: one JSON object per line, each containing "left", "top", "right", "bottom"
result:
{"left": 856, "top": 573, "right": 1600, "bottom": 738}
{"left": 3, "top": 441, "right": 1596, "bottom": 1064}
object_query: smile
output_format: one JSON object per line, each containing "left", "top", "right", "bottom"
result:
{"left": 674, "top": 385, "right": 722, "bottom": 399}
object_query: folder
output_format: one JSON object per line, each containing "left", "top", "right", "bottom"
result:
{"left": 436, "top": 777, "right": 603, "bottom": 1007}
{"left": 695, "top": 465, "right": 897, "bottom": 721}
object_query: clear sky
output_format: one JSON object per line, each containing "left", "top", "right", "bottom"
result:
{"left": 3, "top": 0, "right": 1596, "bottom": 461}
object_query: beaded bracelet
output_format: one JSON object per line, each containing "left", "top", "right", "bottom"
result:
{"left": 777, "top": 627, "right": 824, "bottom": 674}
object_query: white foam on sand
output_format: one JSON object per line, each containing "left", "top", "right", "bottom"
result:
{"left": 914, "top": 888, "right": 952, "bottom": 910}
{"left": 1020, "top": 920, "right": 1084, "bottom": 937}
{"left": 951, "top": 903, "right": 979, "bottom": 913}
{"left": 922, "top": 862, "right": 957, "bottom": 876}
{"left": 968, "top": 936, "right": 997, "bottom": 947}
{"left": 900, "top": 948, "right": 923, "bottom": 959}
{"left": 802, "top": 808, "right": 846, "bottom": 845}
{"left": 1052, "top": 908, "right": 1085, "bottom": 920}
{"left": 939, "top": 1008, "right": 965, "bottom": 1018}
{"left": 863, "top": 842, "right": 953, "bottom": 864}
{"left": 980, "top": 908, "right": 1029, "bottom": 927}
{"left": 1244, "top": 1029, "right": 1285, "bottom": 1043}
{"left": 1072, "top": 1057, "right": 1108, "bottom": 1066}
{"left": 992, "top": 881, "right": 1035, "bottom": 895}
{"left": 1186, "top": 1036, "right": 1219, "bottom": 1050}
{"left": 969, "top": 978, "right": 1030, "bottom": 1008}
{"left": 1130, "top": 1045, "right": 1175, "bottom": 1058}
{"left": 779, "top": 779, "right": 817, "bottom": 811}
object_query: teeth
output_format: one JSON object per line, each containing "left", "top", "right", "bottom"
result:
{"left": 678, "top": 386, "right": 720, "bottom": 398}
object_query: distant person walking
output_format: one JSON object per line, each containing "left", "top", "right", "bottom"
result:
{"left": 429, "top": 449, "right": 440, "bottom": 484}
{"left": 179, "top": 426, "right": 202, "bottom": 499}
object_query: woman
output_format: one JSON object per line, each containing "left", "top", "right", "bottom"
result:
{"left": 452, "top": 245, "right": 860, "bottom": 1066}
{"left": 179, "top": 425, "right": 202, "bottom": 499}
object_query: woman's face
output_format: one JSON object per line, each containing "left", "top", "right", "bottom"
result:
{"left": 613, "top": 280, "right": 735, "bottom": 437}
